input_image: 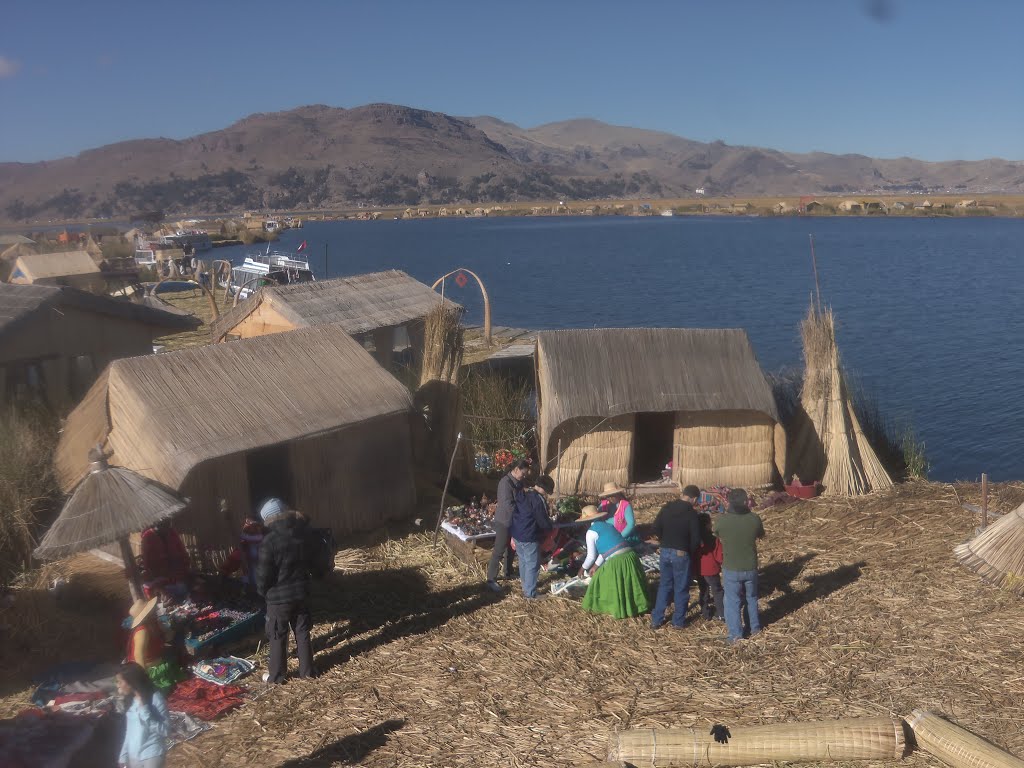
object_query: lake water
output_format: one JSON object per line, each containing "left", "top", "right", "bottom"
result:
{"left": 212, "top": 215, "right": 1024, "bottom": 483}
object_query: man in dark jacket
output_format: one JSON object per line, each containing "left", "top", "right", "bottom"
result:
{"left": 256, "top": 498, "right": 316, "bottom": 683}
{"left": 649, "top": 484, "right": 702, "bottom": 629}
{"left": 510, "top": 474, "right": 555, "bottom": 599}
{"left": 486, "top": 459, "right": 530, "bottom": 593}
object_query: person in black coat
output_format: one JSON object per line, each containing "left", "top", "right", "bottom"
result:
{"left": 256, "top": 498, "right": 316, "bottom": 683}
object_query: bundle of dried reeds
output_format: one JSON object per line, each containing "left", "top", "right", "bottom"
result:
{"left": 907, "top": 710, "right": 1024, "bottom": 768}
{"left": 608, "top": 717, "right": 907, "bottom": 766}
{"left": 794, "top": 307, "right": 892, "bottom": 497}
{"left": 419, "top": 303, "right": 465, "bottom": 386}
{"left": 954, "top": 501, "right": 1024, "bottom": 595}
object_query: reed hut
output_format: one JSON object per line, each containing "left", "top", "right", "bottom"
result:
{"left": 536, "top": 328, "right": 785, "bottom": 494}
{"left": 0, "top": 283, "right": 199, "bottom": 405}
{"left": 210, "top": 270, "right": 459, "bottom": 370}
{"left": 788, "top": 307, "right": 892, "bottom": 496}
{"left": 54, "top": 325, "right": 417, "bottom": 562}
{"left": 5, "top": 250, "right": 106, "bottom": 293}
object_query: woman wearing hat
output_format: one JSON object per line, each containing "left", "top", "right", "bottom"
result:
{"left": 126, "top": 597, "right": 164, "bottom": 669}
{"left": 598, "top": 482, "right": 639, "bottom": 547}
{"left": 577, "top": 505, "right": 651, "bottom": 619}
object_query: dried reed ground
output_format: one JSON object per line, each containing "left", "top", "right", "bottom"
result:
{"left": 4, "top": 481, "right": 1024, "bottom": 767}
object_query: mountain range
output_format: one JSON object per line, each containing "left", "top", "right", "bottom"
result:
{"left": 1, "top": 103, "right": 1022, "bottom": 223}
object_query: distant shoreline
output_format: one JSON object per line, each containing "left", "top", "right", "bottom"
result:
{"left": 2, "top": 193, "right": 1022, "bottom": 231}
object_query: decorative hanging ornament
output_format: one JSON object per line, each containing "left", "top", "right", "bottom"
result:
{"left": 454, "top": 271, "right": 469, "bottom": 288}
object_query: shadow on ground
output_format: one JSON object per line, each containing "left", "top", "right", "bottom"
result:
{"left": 275, "top": 719, "right": 406, "bottom": 767}
{"left": 311, "top": 568, "right": 500, "bottom": 674}
{"left": 761, "top": 560, "right": 866, "bottom": 626}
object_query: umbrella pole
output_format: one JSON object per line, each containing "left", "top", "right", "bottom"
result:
{"left": 119, "top": 536, "right": 143, "bottom": 601}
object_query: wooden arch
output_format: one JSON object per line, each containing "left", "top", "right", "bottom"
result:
{"left": 431, "top": 268, "right": 491, "bottom": 345}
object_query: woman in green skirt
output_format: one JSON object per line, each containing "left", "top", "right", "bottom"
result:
{"left": 577, "top": 505, "right": 651, "bottom": 619}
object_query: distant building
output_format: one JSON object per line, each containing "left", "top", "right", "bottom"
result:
{"left": 955, "top": 199, "right": 978, "bottom": 209}
{"left": 803, "top": 201, "right": 824, "bottom": 212}
{"left": 774, "top": 202, "right": 795, "bottom": 214}
{"left": 838, "top": 200, "right": 864, "bottom": 213}
{"left": 890, "top": 202, "right": 909, "bottom": 211}
{"left": 695, "top": 187, "right": 706, "bottom": 196}
{"left": 0, "top": 283, "right": 199, "bottom": 404}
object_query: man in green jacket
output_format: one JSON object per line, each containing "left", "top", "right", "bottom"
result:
{"left": 714, "top": 488, "right": 765, "bottom": 644}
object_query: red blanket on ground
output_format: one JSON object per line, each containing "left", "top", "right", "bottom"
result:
{"left": 167, "top": 678, "right": 245, "bottom": 721}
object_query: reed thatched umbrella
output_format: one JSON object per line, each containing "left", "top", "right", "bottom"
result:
{"left": 35, "top": 447, "right": 187, "bottom": 599}
{"left": 954, "top": 502, "right": 1024, "bottom": 596}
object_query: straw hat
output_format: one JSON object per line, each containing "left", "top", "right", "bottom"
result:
{"left": 598, "top": 482, "right": 626, "bottom": 498}
{"left": 578, "top": 505, "right": 607, "bottom": 523}
{"left": 129, "top": 596, "right": 158, "bottom": 629}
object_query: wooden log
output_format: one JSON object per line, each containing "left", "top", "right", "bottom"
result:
{"left": 608, "top": 717, "right": 906, "bottom": 767}
{"left": 907, "top": 710, "right": 1024, "bottom": 768}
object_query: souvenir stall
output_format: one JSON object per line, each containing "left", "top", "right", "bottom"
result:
{"left": 5, "top": 450, "right": 262, "bottom": 766}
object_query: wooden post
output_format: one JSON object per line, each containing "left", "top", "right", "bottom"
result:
{"left": 981, "top": 473, "right": 989, "bottom": 529}
{"left": 433, "top": 432, "right": 463, "bottom": 547}
{"left": 556, "top": 438, "right": 562, "bottom": 498}
{"left": 119, "top": 536, "right": 143, "bottom": 601}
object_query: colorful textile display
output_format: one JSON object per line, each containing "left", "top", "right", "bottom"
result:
{"left": 166, "top": 678, "right": 246, "bottom": 721}
{"left": 443, "top": 504, "right": 495, "bottom": 538}
{"left": 191, "top": 656, "right": 255, "bottom": 686}
{"left": 30, "top": 662, "right": 119, "bottom": 708}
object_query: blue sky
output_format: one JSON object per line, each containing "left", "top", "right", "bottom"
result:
{"left": 1, "top": 0, "right": 1022, "bottom": 163}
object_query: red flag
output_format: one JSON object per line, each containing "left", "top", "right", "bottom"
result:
{"left": 454, "top": 271, "right": 468, "bottom": 288}
{"left": 296, "top": 240, "right": 307, "bottom": 252}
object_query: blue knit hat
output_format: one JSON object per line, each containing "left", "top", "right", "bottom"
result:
{"left": 259, "top": 497, "right": 287, "bottom": 523}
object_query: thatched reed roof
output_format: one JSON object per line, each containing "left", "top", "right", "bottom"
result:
{"left": 954, "top": 502, "right": 1024, "bottom": 596}
{"left": 0, "top": 234, "right": 34, "bottom": 246}
{"left": 35, "top": 454, "right": 186, "bottom": 562}
{"left": 55, "top": 324, "right": 414, "bottom": 493}
{"left": 211, "top": 270, "right": 459, "bottom": 341}
{"left": 0, "top": 283, "right": 200, "bottom": 339}
{"left": 11, "top": 250, "right": 99, "bottom": 280}
{"left": 536, "top": 327, "right": 779, "bottom": 451}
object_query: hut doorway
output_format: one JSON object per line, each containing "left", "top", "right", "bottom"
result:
{"left": 632, "top": 412, "right": 675, "bottom": 483}
{"left": 246, "top": 444, "right": 294, "bottom": 508}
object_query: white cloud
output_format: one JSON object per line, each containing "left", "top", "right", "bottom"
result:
{"left": 0, "top": 56, "right": 22, "bottom": 79}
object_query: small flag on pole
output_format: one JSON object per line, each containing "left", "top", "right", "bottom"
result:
{"left": 297, "top": 240, "right": 308, "bottom": 252}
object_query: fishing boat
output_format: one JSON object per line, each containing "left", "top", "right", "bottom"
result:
{"left": 225, "top": 245, "right": 315, "bottom": 299}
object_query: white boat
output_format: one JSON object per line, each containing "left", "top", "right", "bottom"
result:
{"left": 660, "top": 210, "right": 674, "bottom": 217}
{"left": 225, "top": 246, "right": 314, "bottom": 299}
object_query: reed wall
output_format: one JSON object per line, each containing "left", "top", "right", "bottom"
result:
{"left": 674, "top": 409, "right": 778, "bottom": 488}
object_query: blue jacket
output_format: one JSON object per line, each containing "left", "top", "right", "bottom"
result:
{"left": 510, "top": 490, "right": 553, "bottom": 543}
{"left": 120, "top": 690, "right": 169, "bottom": 764}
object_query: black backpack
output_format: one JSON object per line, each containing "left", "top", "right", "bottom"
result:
{"left": 307, "top": 526, "right": 336, "bottom": 579}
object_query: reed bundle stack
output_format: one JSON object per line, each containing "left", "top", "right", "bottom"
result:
{"left": 793, "top": 306, "right": 892, "bottom": 496}
{"left": 953, "top": 501, "right": 1024, "bottom": 595}
{"left": 608, "top": 717, "right": 907, "bottom": 767}
{"left": 415, "top": 302, "right": 465, "bottom": 472}
{"left": 907, "top": 710, "right": 1024, "bottom": 768}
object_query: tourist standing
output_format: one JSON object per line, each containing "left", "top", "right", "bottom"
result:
{"left": 256, "top": 498, "right": 316, "bottom": 683}
{"left": 714, "top": 488, "right": 766, "bottom": 644}
{"left": 486, "top": 459, "right": 530, "bottom": 593}
{"left": 578, "top": 505, "right": 651, "bottom": 619}
{"left": 117, "top": 661, "right": 169, "bottom": 768}
{"left": 695, "top": 511, "right": 725, "bottom": 621}
{"left": 510, "top": 475, "right": 555, "bottom": 598}
{"left": 649, "top": 484, "right": 702, "bottom": 629}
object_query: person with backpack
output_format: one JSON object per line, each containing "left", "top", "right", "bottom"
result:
{"left": 510, "top": 474, "right": 555, "bottom": 599}
{"left": 255, "top": 498, "right": 319, "bottom": 683}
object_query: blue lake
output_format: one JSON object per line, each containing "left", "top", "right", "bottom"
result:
{"left": 212, "top": 215, "right": 1024, "bottom": 483}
